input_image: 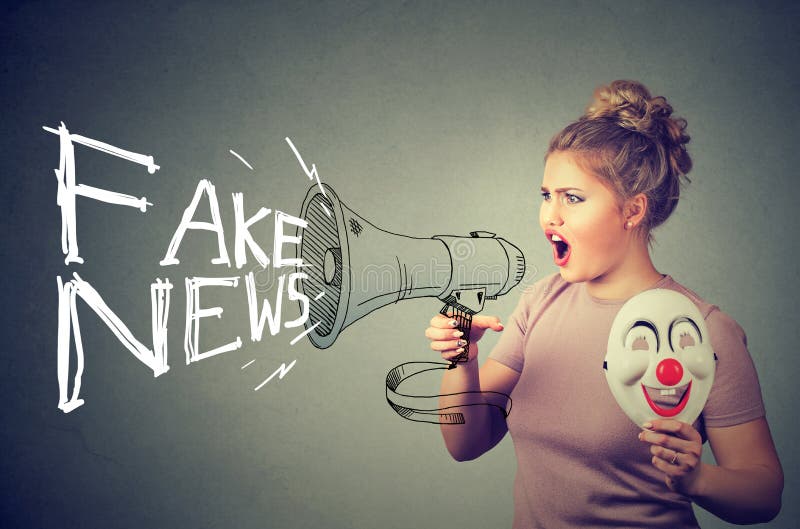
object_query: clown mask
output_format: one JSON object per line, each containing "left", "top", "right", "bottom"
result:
{"left": 603, "top": 289, "right": 716, "bottom": 427}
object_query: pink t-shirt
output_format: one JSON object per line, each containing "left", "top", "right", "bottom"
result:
{"left": 488, "top": 273, "right": 765, "bottom": 529}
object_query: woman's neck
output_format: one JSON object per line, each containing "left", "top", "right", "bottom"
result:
{"left": 584, "top": 240, "right": 663, "bottom": 301}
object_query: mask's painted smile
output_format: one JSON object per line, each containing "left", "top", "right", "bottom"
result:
{"left": 642, "top": 380, "right": 692, "bottom": 417}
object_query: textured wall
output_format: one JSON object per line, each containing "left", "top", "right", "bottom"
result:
{"left": 2, "top": 1, "right": 797, "bottom": 528}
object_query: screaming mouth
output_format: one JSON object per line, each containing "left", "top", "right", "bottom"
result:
{"left": 547, "top": 231, "right": 571, "bottom": 265}
{"left": 641, "top": 381, "right": 692, "bottom": 417}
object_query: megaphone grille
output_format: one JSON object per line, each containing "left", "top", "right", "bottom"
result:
{"left": 300, "top": 193, "right": 343, "bottom": 338}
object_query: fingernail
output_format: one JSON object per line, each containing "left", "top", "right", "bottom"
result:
{"left": 455, "top": 348, "right": 464, "bottom": 354}
{"left": 449, "top": 320, "right": 458, "bottom": 327}
{"left": 457, "top": 339, "right": 467, "bottom": 346}
{"left": 642, "top": 422, "right": 653, "bottom": 430}
{"left": 453, "top": 331, "right": 463, "bottom": 338}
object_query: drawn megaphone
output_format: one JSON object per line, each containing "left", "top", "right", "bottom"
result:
{"left": 296, "top": 184, "right": 525, "bottom": 350}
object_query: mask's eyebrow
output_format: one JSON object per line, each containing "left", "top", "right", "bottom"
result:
{"left": 624, "top": 319, "right": 659, "bottom": 351}
{"left": 668, "top": 316, "right": 702, "bottom": 351}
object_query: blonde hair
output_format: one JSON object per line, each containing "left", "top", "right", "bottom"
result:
{"left": 547, "top": 80, "right": 692, "bottom": 241}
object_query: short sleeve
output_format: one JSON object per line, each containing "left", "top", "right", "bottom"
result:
{"left": 701, "top": 309, "right": 766, "bottom": 428}
{"left": 488, "top": 277, "right": 553, "bottom": 373}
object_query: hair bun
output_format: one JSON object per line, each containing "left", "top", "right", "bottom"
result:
{"left": 585, "top": 80, "right": 691, "bottom": 175}
{"left": 586, "top": 80, "right": 681, "bottom": 135}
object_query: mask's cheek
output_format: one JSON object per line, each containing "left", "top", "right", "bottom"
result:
{"left": 607, "top": 351, "right": 649, "bottom": 386}
{"left": 682, "top": 346, "right": 715, "bottom": 379}
{"left": 618, "top": 384, "right": 654, "bottom": 424}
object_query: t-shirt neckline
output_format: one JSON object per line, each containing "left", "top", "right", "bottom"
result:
{"left": 581, "top": 274, "right": 673, "bottom": 307}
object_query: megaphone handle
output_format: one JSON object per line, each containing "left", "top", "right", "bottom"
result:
{"left": 440, "top": 304, "right": 473, "bottom": 369}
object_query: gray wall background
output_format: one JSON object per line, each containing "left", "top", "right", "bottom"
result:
{"left": 2, "top": 1, "right": 797, "bottom": 528}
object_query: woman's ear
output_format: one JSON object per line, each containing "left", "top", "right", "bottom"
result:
{"left": 624, "top": 193, "right": 648, "bottom": 229}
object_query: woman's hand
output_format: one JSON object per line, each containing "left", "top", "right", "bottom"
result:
{"left": 638, "top": 419, "right": 704, "bottom": 494}
{"left": 425, "top": 314, "right": 504, "bottom": 363}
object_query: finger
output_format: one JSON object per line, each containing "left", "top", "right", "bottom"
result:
{"left": 471, "top": 315, "right": 504, "bottom": 332}
{"left": 643, "top": 420, "right": 702, "bottom": 443}
{"left": 425, "top": 327, "right": 464, "bottom": 341}
{"left": 649, "top": 445, "right": 683, "bottom": 466}
{"left": 429, "top": 314, "right": 460, "bottom": 328}
{"left": 441, "top": 348, "right": 466, "bottom": 361}
{"left": 429, "top": 339, "right": 468, "bottom": 352}
{"left": 652, "top": 445, "right": 699, "bottom": 471}
{"left": 640, "top": 430, "right": 701, "bottom": 475}
{"left": 650, "top": 454, "right": 683, "bottom": 476}
{"left": 638, "top": 429, "right": 701, "bottom": 459}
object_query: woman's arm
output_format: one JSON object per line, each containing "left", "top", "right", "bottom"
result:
{"left": 640, "top": 417, "right": 783, "bottom": 524}
{"left": 439, "top": 355, "right": 520, "bottom": 461}
{"left": 426, "top": 314, "right": 521, "bottom": 461}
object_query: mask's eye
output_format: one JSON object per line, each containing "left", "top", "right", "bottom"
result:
{"left": 670, "top": 316, "right": 714, "bottom": 379}
{"left": 631, "top": 335, "right": 650, "bottom": 351}
{"left": 669, "top": 317, "right": 701, "bottom": 352}
{"left": 625, "top": 321, "right": 658, "bottom": 353}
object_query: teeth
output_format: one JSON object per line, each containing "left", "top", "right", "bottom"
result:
{"left": 551, "top": 234, "right": 562, "bottom": 242}
{"left": 660, "top": 388, "right": 677, "bottom": 396}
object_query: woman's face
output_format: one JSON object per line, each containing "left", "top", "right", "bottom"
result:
{"left": 539, "top": 151, "right": 629, "bottom": 284}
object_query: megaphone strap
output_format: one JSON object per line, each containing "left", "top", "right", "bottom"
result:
{"left": 385, "top": 361, "right": 512, "bottom": 425}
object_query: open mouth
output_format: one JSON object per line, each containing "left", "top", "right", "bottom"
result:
{"left": 545, "top": 230, "right": 571, "bottom": 266}
{"left": 641, "top": 381, "right": 692, "bottom": 417}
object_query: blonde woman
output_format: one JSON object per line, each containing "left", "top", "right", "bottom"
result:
{"left": 426, "top": 80, "right": 783, "bottom": 528}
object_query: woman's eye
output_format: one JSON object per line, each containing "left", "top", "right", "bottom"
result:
{"left": 541, "top": 192, "right": 551, "bottom": 201}
{"left": 564, "top": 193, "right": 583, "bottom": 204}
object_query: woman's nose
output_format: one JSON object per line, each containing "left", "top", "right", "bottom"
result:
{"left": 542, "top": 201, "right": 563, "bottom": 226}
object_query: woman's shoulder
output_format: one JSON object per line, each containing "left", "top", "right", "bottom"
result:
{"left": 659, "top": 276, "right": 745, "bottom": 340}
{"left": 660, "top": 276, "right": 720, "bottom": 319}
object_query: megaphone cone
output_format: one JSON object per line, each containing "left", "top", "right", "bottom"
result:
{"left": 297, "top": 184, "right": 524, "bottom": 349}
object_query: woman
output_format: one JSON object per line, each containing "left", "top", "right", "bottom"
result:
{"left": 426, "top": 80, "right": 783, "bottom": 528}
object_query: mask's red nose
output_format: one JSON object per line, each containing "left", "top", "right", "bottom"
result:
{"left": 656, "top": 358, "right": 683, "bottom": 386}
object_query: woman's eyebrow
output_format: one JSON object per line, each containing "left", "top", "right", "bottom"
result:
{"left": 540, "top": 186, "right": 585, "bottom": 193}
